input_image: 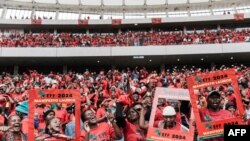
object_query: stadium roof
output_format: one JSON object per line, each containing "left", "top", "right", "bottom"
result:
{"left": 0, "top": 0, "right": 249, "bottom": 20}
{"left": 2, "top": 0, "right": 248, "bottom": 12}
{"left": 7, "top": 0, "right": 231, "bottom": 5}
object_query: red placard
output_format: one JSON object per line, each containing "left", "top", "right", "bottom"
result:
{"left": 187, "top": 69, "right": 245, "bottom": 140}
{"left": 78, "top": 19, "right": 89, "bottom": 25}
{"left": 31, "top": 19, "right": 42, "bottom": 25}
{"left": 112, "top": 19, "right": 122, "bottom": 25}
{"left": 146, "top": 88, "right": 194, "bottom": 141}
{"left": 28, "top": 89, "right": 81, "bottom": 141}
{"left": 234, "top": 13, "right": 244, "bottom": 21}
{"left": 151, "top": 18, "right": 162, "bottom": 24}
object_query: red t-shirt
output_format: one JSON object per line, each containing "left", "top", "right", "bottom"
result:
{"left": 22, "top": 118, "right": 29, "bottom": 134}
{"left": 123, "top": 120, "right": 145, "bottom": 141}
{"left": 96, "top": 108, "right": 106, "bottom": 120}
{"left": 0, "top": 115, "right": 5, "bottom": 125}
{"left": 80, "top": 123, "right": 115, "bottom": 141}
{"left": 198, "top": 105, "right": 230, "bottom": 141}
{"left": 199, "top": 108, "right": 233, "bottom": 122}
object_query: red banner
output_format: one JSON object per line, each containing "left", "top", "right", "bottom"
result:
{"left": 31, "top": 19, "right": 42, "bottom": 25}
{"left": 187, "top": 69, "right": 245, "bottom": 140}
{"left": 151, "top": 18, "right": 162, "bottom": 24}
{"left": 78, "top": 19, "right": 89, "bottom": 25}
{"left": 234, "top": 13, "right": 244, "bottom": 21}
{"left": 146, "top": 88, "right": 194, "bottom": 141}
{"left": 112, "top": 19, "right": 122, "bottom": 25}
{"left": 28, "top": 89, "right": 81, "bottom": 141}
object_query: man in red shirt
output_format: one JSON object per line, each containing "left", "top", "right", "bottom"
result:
{"left": 158, "top": 106, "right": 189, "bottom": 132}
{"left": 80, "top": 109, "right": 122, "bottom": 141}
{"left": 199, "top": 91, "right": 233, "bottom": 122}
{"left": 198, "top": 91, "right": 234, "bottom": 141}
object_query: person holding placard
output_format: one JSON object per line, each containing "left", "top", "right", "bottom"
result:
{"left": 158, "top": 106, "right": 189, "bottom": 132}
{"left": 199, "top": 91, "right": 233, "bottom": 122}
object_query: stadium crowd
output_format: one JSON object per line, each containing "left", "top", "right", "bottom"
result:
{"left": 1, "top": 28, "right": 250, "bottom": 47}
{"left": 0, "top": 64, "right": 249, "bottom": 140}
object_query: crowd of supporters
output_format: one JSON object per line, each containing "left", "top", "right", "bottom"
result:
{"left": 1, "top": 28, "right": 250, "bottom": 47}
{"left": 0, "top": 64, "right": 249, "bottom": 140}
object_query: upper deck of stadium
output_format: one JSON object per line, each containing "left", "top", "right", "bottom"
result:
{"left": 0, "top": 0, "right": 249, "bottom": 21}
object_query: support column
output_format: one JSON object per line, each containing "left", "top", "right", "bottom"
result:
{"left": 55, "top": 10, "right": 59, "bottom": 20}
{"left": 63, "top": 65, "right": 67, "bottom": 74}
{"left": 14, "top": 65, "right": 19, "bottom": 75}
{"left": 210, "top": 62, "right": 216, "bottom": 70}
{"left": 54, "top": 29, "right": 57, "bottom": 35}
{"left": 1, "top": 7, "right": 7, "bottom": 19}
{"left": 183, "top": 26, "right": 187, "bottom": 34}
{"left": 160, "top": 64, "right": 165, "bottom": 72}
{"left": 217, "top": 24, "right": 221, "bottom": 31}
{"left": 86, "top": 29, "right": 89, "bottom": 35}
{"left": 118, "top": 28, "right": 122, "bottom": 33}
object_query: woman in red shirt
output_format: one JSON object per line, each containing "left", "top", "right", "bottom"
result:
{"left": 1, "top": 115, "right": 27, "bottom": 141}
{"left": 35, "top": 117, "right": 73, "bottom": 141}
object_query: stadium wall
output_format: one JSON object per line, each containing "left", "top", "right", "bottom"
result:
{"left": 0, "top": 43, "right": 250, "bottom": 57}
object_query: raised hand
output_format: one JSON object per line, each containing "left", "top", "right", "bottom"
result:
{"left": 83, "top": 121, "right": 90, "bottom": 133}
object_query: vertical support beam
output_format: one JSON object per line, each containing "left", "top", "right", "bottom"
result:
{"left": 54, "top": 29, "right": 57, "bottom": 35}
{"left": 217, "top": 24, "right": 221, "bottom": 31}
{"left": 209, "top": 0, "right": 213, "bottom": 15}
{"left": 1, "top": 7, "right": 7, "bottom": 19}
{"left": 86, "top": 29, "right": 89, "bottom": 35}
{"left": 63, "top": 65, "right": 67, "bottom": 74}
{"left": 55, "top": 10, "right": 59, "bottom": 20}
{"left": 14, "top": 65, "right": 19, "bottom": 75}
{"left": 183, "top": 26, "right": 187, "bottom": 34}
{"left": 160, "top": 64, "right": 165, "bottom": 72}
{"left": 123, "top": 10, "right": 125, "bottom": 19}
{"left": 165, "top": 0, "right": 168, "bottom": 17}
{"left": 210, "top": 62, "right": 216, "bottom": 71}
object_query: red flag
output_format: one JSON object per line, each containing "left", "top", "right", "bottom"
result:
{"left": 112, "top": 19, "right": 122, "bottom": 25}
{"left": 151, "top": 18, "right": 162, "bottom": 24}
{"left": 78, "top": 19, "right": 89, "bottom": 25}
{"left": 234, "top": 13, "right": 244, "bottom": 21}
{"left": 31, "top": 19, "right": 42, "bottom": 25}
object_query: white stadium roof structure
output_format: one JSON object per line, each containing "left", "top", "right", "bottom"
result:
{"left": 0, "top": 0, "right": 250, "bottom": 20}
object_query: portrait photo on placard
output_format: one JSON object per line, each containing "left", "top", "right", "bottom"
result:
{"left": 146, "top": 88, "right": 194, "bottom": 141}
{"left": 28, "top": 89, "right": 81, "bottom": 141}
{"left": 187, "top": 69, "right": 245, "bottom": 140}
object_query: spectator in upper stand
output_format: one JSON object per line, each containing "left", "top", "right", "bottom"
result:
{"left": 1, "top": 28, "right": 250, "bottom": 47}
